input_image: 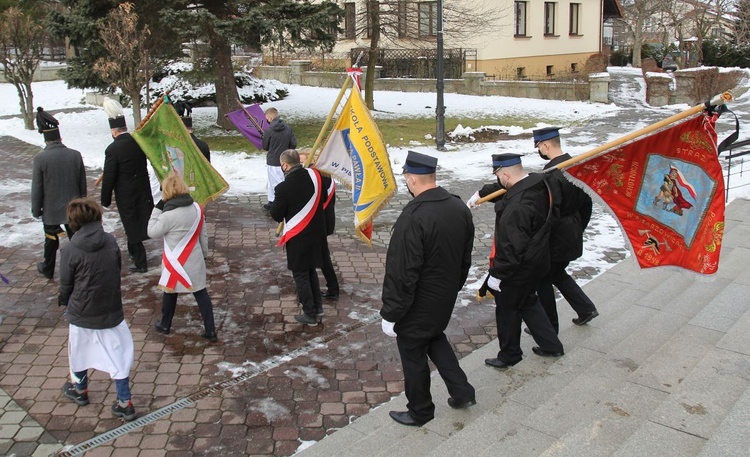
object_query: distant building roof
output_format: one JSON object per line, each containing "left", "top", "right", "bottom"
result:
{"left": 604, "top": 0, "right": 623, "bottom": 19}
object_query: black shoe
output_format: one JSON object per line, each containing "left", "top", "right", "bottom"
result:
{"left": 532, "top": 346, "right": 564, "bottom": 357}
{"left": 201, "top": 331, "right": 218, "bottom": 342}
{"left": 112, "top": 401, "right": 137, "bottom": 421}
{"left": 322, "top": 290, "right": 339, "bottom": 300}
{"left": 263, "top": 202, "right": 272, "bottom": 210}
{"left": 523, "top": 327, "right": 532, "bottom": 335}
{"left": 128, "top": 266, "right": 148, "bottom": 273}
{"left": 484, "top": 358, "right": 520, "bottom": 369}
{"left": 388, "top": 410, "right": 428, "bottom": 426}
{"left": 62, "top": 382, "right": 89, "bottom": 406}
{"left": 447, "top": 397, "right": 476, "bottom": 409}
{"left": 154, "top": 322, "right": 170, "bottom": 335}
{"left": 572, "top": 310, "right": 599, "bottom": 326}
{"left": 37, "top": 262, "right": 53, "bottom": 279}
{"left": 294, "top": 314, "right": 318, "bottom": 325}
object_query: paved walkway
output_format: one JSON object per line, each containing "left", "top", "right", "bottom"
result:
{"left": 0, "top": 68, "right": 744, "bottom": 456}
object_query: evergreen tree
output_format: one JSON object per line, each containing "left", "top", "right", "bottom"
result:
{"left": 48, "top": 1, "right": 343, "bottom": 129}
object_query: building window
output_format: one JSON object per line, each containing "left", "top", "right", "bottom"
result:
{"left": 569, "top": 3, "right": 581, "bottom": 35}
{"left": 571, "top": 62, "right": 578, "bottom": 73}
{"left": 419, "top": 1, "right": 438, "bottom": 37}
{"left": 546, "top": 65, "right": 554, "bottom": 76}
{"left": 515, "top": 1, "right": 528, "bottom": 36}
{"left": 517, "top": 67, "right": 526, "bottom": 80}
{"left": 344, "top": 2, "right": 356, "bottom": 39}
{"left": 544, "top": 2, "right": 556, "bottom": 36}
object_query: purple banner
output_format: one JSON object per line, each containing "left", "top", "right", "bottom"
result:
{"left": 226, "top": 104, "right": 267, "bottom": 150}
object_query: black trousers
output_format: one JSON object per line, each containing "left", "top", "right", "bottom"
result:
{"left": 537, "top": 261, "right": 597, "bottom": 333}
{"left": 494, "top": 286, "right": 563, "bottom": 363}
{"left": 321, "top": 239, "right": 339, "bottom": 294}
{"left": 127, "top": 241, "right": 147, "bottom": 269}
{"left": 292, "top": 268, "right": 322, "bottom": 317}
{"left": 41, "top": 224, "right": 72, "bottom": 276}
{"left": 397, "top": 333, "right": 475, "bottom": 423}
{"left": 161, "top": 289, "right": 216, "bottom": 333}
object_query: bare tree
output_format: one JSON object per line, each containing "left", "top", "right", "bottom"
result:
{"left": 350, "top": 0, "right": 504, "bottom": 109}
{"left": 0, "top": 7, "right": 47, "bottom": 130}
{"left": 93, "top": 2, "right": 150, "bottom": 126}
{"left": 621, "top": 0, "right": 668, "bottom": 67}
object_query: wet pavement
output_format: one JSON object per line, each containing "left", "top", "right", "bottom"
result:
{"left": 4, "top": 67, "right": 726, "bottom": 456}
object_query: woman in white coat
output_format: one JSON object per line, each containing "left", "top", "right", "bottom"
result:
{"left": 148, "top": 172, "right": 217, "bottom": 341}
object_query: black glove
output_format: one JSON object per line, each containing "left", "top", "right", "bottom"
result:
{"left": 155, "top": 199, "right": 165, "bottom": 211}
{"left": 58, "top": 295, "right": 68, "bottom": 307}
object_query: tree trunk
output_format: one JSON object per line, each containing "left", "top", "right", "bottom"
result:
{"left": 127, "top": 91, "right": 143, "bottom": 126}
{"left": 632, "top": 23, "right": 643, "bottom": 68}
{"left": 365, "top": 0, "right": 380, "bottom": 110}
{"left": 20, "top": 82, "right": 34, "bottom": 130}
{"left": 210, "top": 32, "right": 239, "bottom": 130}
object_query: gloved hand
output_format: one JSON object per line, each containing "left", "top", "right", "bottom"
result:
{"left": 381, "top": 319, "right": 396, "bottom": 337}
{"left": 58, "top": 295, "right": 68, "bottom": 307}
{"left": 487, "top": 275, "right": 501, "bottom": 292}
{"left": 466, "top": 191, "right": 481, "bottom": 209}
{"left": 155, "top": 199, "right": 165, "bottom": 211}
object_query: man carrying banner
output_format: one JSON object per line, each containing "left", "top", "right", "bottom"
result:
{"left": 533, "top": 127, "right": 599, "bottom": 331}
{"left": 271, "top": 149, "right": 327, "bottom": 325}
{"left": 263, "top": 108, "right": 297, "bottom": 213}
{"left": 101, "top": 100, "right": 154, "bottom": 273}
{"left": 479, "top": 153, "right": 564, "bottom": 368}
{"left": 381, "top": 151, "right": 476, "bottom": 426}
{"left": 299, "top": 148, "right": 340, "bottom": 301}
{"left": 175, "top": 101, "right": 210, "bottom": 162}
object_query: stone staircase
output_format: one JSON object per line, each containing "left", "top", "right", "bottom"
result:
{"left": 297, "top": 198, "right": 750, "bottom": 457}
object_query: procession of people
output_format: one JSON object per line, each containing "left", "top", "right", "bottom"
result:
{"left": 30, "top": 102, "right": 597, "bottom": 427}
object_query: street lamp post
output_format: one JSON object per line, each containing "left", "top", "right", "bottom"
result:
{"left": 435, "top": 0, "right": 446, "bottom": 151}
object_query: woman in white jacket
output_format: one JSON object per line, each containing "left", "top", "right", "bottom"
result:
{"left": 148, "top": 172, "right": 217, "bottom": 341}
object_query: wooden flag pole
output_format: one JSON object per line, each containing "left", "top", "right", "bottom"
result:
{"left": 476, "top": 91, "right": 735, "bottom": 205}
{"left": 308, "top": 76, "right": 353, "bottom": 163}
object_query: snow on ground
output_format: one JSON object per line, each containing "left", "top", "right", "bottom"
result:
{"left": 1, "top": 67, "right": 749, "bottom": 261}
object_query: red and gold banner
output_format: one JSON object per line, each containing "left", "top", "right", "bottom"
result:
{"left": 565, "top": 113, "right": 725, "bottom": 275}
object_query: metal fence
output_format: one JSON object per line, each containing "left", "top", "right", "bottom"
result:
{"left": 350, "top": 48, "right": 468, "bottom": 79}
{"left": 722, "top": 138, "right": 750, "bottom": 202}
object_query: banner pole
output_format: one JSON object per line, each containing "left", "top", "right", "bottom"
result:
{"left": 308, "top": 77, "right": 353, "bottom": 165}
{"left": 136, "top": 92, "right": 169, "bottom": 131}
{"left": 476, "top": 91, "right": 734, "bottom": 205}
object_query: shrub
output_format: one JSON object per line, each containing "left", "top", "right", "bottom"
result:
{"left": 609, "top": 49, "right": 631, "bottom": 66}
{"left": 143, "top": 61, "right": 289, "bottom": 107}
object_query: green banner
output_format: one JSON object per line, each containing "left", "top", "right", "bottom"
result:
{"left": 132, "top": 101, "right": 228, "bottom": 205}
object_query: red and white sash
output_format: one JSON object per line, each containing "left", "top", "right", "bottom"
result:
{"left": 323, "top": 178, "right": 335, "bottom": 210}
{"left": 277, "top": 168, "right": 322, "bottom": 247}
{"left": 159, "top": 202, "right": 204, "bottom": 291}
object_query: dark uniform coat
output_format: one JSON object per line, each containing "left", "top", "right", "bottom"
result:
{"left": 191, "top": 133, "right": 210, "bottom": 162}
{"left": 543, "top": 154, "right": 592, "bottom": 262}
{"left": 31, "top": 142, "right": 87, "bottom": 225}
{"left": 381, "top": 187, "right": 474, "bottom": 339}
{"left": 101, "top": 133, "right": 154, "bottom": 243}
{"left": 270, "top": 166, "right": 327, "bottom": 271}
{"left": 490, "top": 174, "right": 552, "bottom": 291}
{"left": 322, "top": 175, "right": 336, "bottom": 235}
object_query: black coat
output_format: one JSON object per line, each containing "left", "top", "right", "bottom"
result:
{"left": 101, "top": 133, "right": 154, "bottom": 243}
{"left": 322, "top": 175, "right": 336, "bottom": 236}
{"left": 191, "top": 133, "right": 210, "bottom": 163}
{"left": 490, "top": 174, "right": 553, "bottom": 289}
{"left": 31, "top": 142, "right": 87, "bottom": 225}
{"left": 59, "top": 221, "right": 123, "bottom": 329}
{"left": 381, "top": 187, "right": 474, "bottom": 339}
{"left": 262, "top": 118, "right": 297, "bottom": 166}
{"left": 270, "top": 166, "right": 327, "bottom": 271}
{"left": 544, "top": 154, "right": 593, "bottom": 262}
